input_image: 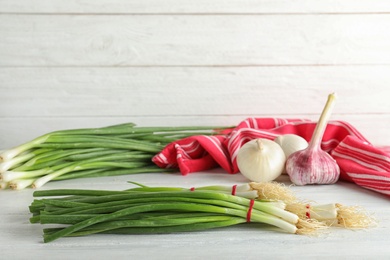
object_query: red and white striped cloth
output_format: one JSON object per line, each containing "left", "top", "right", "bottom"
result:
{"left": 152, "top": 117, "right": 390, "bottom": 196}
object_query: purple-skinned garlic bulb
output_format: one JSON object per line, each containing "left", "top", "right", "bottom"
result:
{"left": 286, "top": 93, "right": 340, "bottom": 185}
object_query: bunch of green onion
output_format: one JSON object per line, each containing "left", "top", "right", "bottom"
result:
{"left": 128, "top": 182, "right": 377, "bottom": 229}
{"left": 29, "top": 182, "right": 324, "bottom": 243}
{"left": 0, "top": 123, "right": 229, "bottom": 190}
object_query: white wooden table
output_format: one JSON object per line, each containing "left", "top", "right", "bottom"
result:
{"left": 1, "top": 171, "right": 389, "bottom": 259}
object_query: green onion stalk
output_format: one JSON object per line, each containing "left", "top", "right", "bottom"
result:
{"left": 29, "top": 186, "right": 326, "bottom": 243}
{"left": 126, "top": 182, "right": 377, "bottom": 229}
{"left": 0, "top": 123, "right": 232, "bottom": 190}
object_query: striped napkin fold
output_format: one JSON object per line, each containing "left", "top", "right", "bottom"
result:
{"left": 153, "top": 118, "right": 390, "bottom": 196}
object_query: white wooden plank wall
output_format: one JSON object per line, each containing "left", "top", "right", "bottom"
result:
{"left": 1, "top": 1, "right": 390, "bottom": 149}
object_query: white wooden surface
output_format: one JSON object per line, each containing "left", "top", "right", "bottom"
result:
{"left": 1, "top": 1, "right": 390, "bottom": 259}
{"left": 2, "top": 174, "right": 390, "bottom": 259}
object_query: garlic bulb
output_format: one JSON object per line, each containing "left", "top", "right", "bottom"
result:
{"left": 237, "top": 138, "right": 286, "bottom": 182}
{"left": 286, "top": 93, "right": 340, "bottom": 185}
{"left": 274, "top": 134, "right": 309, "bottom": 158}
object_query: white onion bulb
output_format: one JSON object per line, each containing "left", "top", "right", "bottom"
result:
{"left": 237, "top": 138, "right": 286, "bottom": 182}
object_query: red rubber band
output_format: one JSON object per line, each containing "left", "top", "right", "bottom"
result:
{"left": 246, "top": 200, "right": 255, "bottom": 222}
{"left": 305, "top": 204, "right": 311, "bottom": 219}
{"left": 231, "top": 184, "right": 237, "bottom": 196}
{"left": 190, "top": 187, "right": 195, "bottom": 191}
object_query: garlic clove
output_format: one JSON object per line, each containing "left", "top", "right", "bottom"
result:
{"left": 274, "top": 134, "right": 309, "bottom": 158}
{"left": 274, "top": 134, "right": 309, "bottom": 174}
{"left": 237, "top": 138, "right": 286, "bottom": 182}
{"left": 286, "top": 147, "right": 340, "bottom": 185}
